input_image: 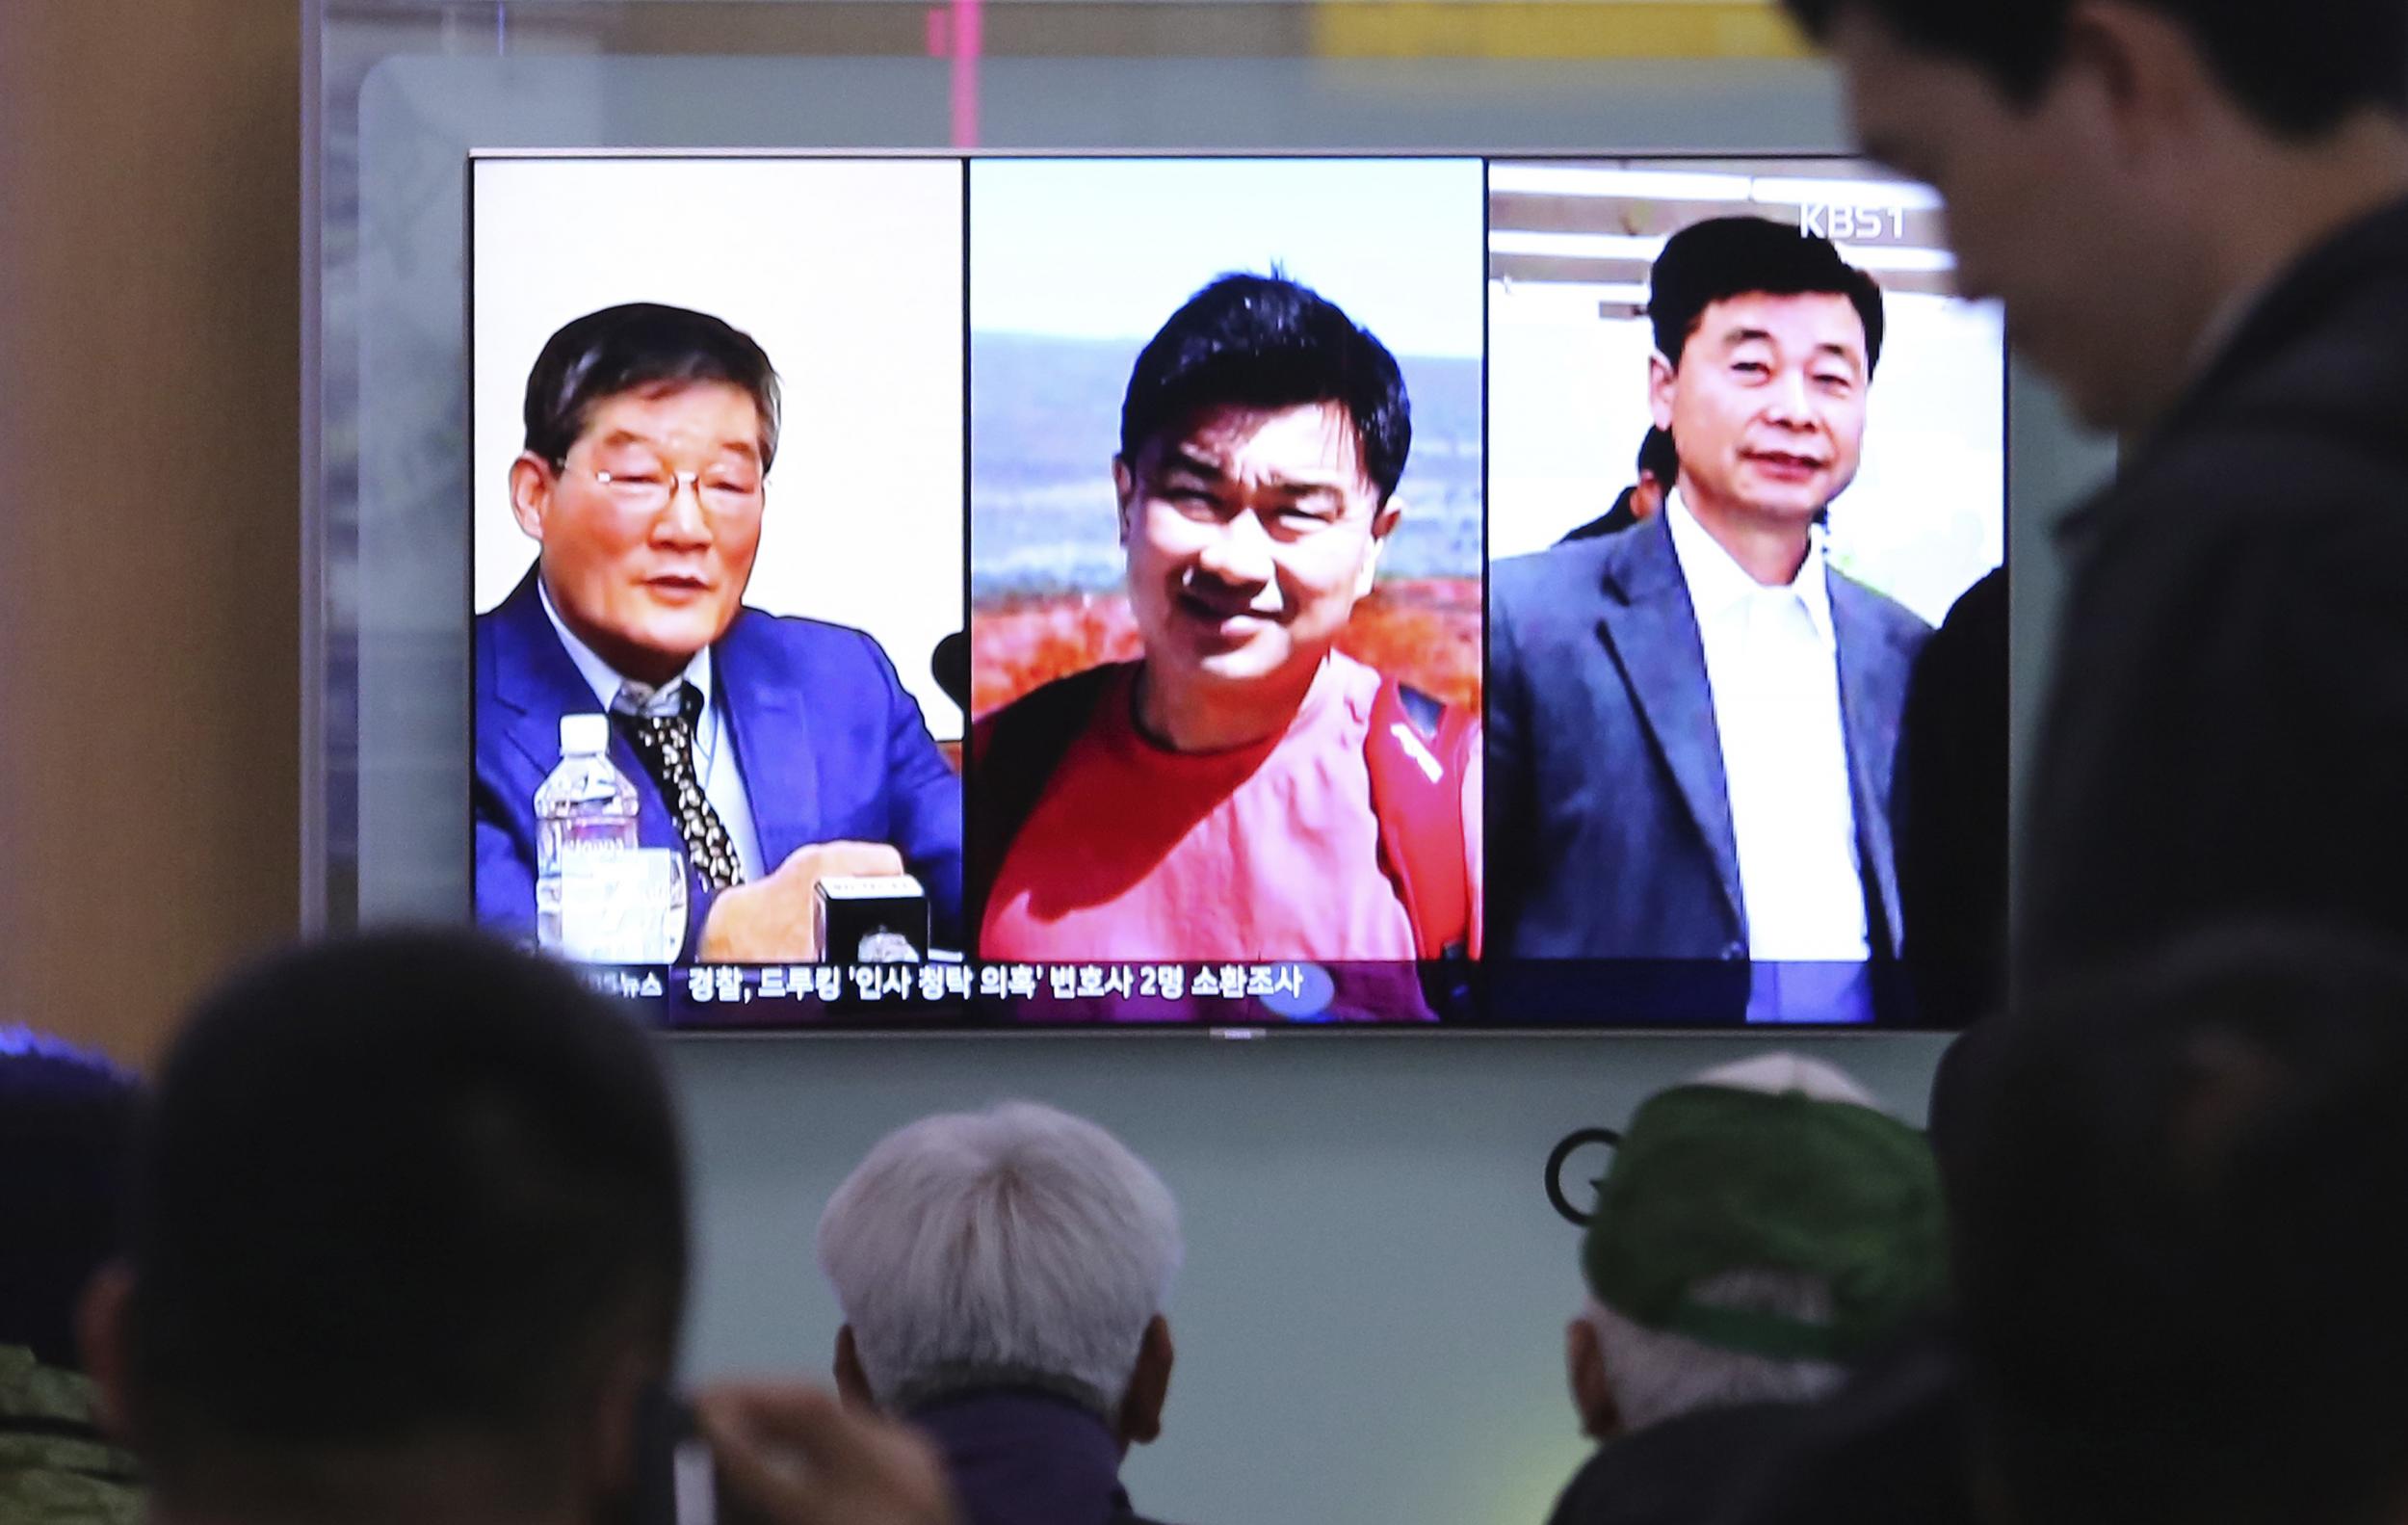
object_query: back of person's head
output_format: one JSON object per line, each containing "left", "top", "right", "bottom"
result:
{"left": 1780, "top": 0, "right": 2408, "bottom": 137}
{"left": 1573, "top": 1054, "right": 1946, "bottom": 1436}
{"left": 1648, "top": 217, "right": 1887, "bottom": 375}
{"left": 1955, "top": 924, "right": 2408, "bottom": 1525}
{"left": 1118, "top": 271, "right": 1412, "bottom": 503}
{"left": 819, "top": 1101, "right": 1182, "bottom": 1433}
{"left": 91, "top": 929, "right": 688, "bottom": 1522}
{"left": 0, "top": 1032, "right": 139, "bottom": 1373}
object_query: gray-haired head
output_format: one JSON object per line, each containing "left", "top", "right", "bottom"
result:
{"left": 818, "top": 1101, "right": 1183, "bottom": 1421}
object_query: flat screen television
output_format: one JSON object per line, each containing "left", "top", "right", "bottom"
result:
{"left": 466, "top": 151, "right": 2005, "bottom": 1031}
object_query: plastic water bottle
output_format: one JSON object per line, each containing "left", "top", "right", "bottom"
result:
{"left": 535, "top": 713, "right": 641, "bottom": 957}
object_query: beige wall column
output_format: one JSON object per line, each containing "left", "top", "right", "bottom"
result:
{"left": 0, "top": 1, "right": 303, "bottom": 1065}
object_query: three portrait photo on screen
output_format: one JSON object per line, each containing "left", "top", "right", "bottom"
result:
{"left": 466, "top": 152, "right": 2006, "bottom": 1031}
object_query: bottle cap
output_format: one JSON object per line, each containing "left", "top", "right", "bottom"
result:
{"left": 560, "top": 713, "right": 612, "bottom": 756}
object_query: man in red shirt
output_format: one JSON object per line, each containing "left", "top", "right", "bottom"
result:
{"left": 971, "top": 275, "right": 1479, "bottom": 976}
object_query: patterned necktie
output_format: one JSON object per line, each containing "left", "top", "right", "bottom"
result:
{"left": 614, "top": 682, "right": 747, "bottom": 892}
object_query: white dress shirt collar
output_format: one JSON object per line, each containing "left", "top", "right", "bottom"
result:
{"left": 1662, "top": 488, "right": 1835, "bottom": 650}
{"left": 537, "top": 575, "right": 716, "bottom": 716}
{"left": 534, "top": 574, "right": 765, "bottom": 883}
{"left": 1662, "top": 486, "right": 1870, "bottom": 975}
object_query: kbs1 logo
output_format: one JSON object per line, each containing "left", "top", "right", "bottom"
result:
{"left": 1798, "top": 203, "right": 1909, "bottom": 241}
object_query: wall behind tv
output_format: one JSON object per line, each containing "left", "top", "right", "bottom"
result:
{"left": 0, "top": 0, "right": 302, "bottom": 1065}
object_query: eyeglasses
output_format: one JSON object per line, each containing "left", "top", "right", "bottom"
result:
{"left": 560, "top": 460, "right": 766, "bottom": 517}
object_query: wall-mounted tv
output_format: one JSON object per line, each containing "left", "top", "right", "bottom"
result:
{"left": 467, "top": 151, "right": 2003, "bottom": 1031}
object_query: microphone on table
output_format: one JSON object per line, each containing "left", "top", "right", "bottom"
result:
{"left": 816, "top": 875, "right": 930, "bottom": 965}
{"left": 932, "top": 631, "right": 970, "bottom": 712}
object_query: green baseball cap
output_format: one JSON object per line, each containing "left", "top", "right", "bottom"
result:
{"left": 1581, "top": 1084, "right": 1947, "bottom": 1363}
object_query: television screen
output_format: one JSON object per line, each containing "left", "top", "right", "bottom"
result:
{"left": 467, "top": 152, "right": 2003, "bottom": 1030}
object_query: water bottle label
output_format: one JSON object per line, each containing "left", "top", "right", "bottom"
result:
{"left": 554, "top": 849, "right": 688, "bottom": 963}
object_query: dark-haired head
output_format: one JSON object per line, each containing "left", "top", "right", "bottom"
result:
{"left": 1646, "top": 219, "right": 1880, "bottom": 534}
{"left": 0, "top": 1034, "right": 139, "bottom": 1372}
{"left": 1110, "top": 274, "right": 1415, "bottom": 742}
{"left": 1119, "top": 273, "right": 1410, "bottom": 504}
{"left": 1956, "top": 923, "right": 2408, "bottom": 1525}
{"left": 1649, "top": 217, "right": 1886, "bottom": 375}
{"left": 510, "top": 302, "right": 779, "bottom": 688}
{"left": 91, "top": 929, "right": 688, "bottom": 1518}
{"left": 1636, "top": 425, "right": 1681, "bottom": 485}
{"left": 522, "top": 302, "right": 780, "bottom": 471}
{"left": 1776, "top": 0, "right": 2408, "bottom": 432}
{"left": 1627, "top": 426, "right": 1682, "bottom": 527}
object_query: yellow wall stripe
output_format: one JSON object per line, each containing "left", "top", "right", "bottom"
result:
{"left": 1312, "top": 2, "right": 1813, "bottom": 61}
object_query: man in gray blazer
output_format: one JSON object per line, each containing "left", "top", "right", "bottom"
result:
{"left": 1489, "top": 218, "right": 1930, "bottom": 1022}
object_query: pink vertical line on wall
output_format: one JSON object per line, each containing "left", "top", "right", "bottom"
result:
{"left": 951, "top": 0, "right": 982, "bottom": 147}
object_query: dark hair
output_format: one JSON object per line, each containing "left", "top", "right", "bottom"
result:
{"left": 1636, "top": 425, "right": 1680, "bottom": 483}
{"left": 1953, "top": 924, "right": 2408, "bottom": 1525}
{"left": 1119, "top": 273, "right": 1412, "bottom": 503}
{"left": 1650, "top": 217, "right": 1886, "bottom": 374}
{"left": 0, "top": 1034, "right": 139, "bottom": 1370}
{"left": 522, "top": 302, "right": 781, "bottom": 471}
{"left": 124, "top": 930, "right": 688, "bottom": 1490}
{"left": 1782, "top": 0, "right": 2408, "bottom": 134}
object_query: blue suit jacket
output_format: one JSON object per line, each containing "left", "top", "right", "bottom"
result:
{"left": 474, "top": 569, "right": 964, "bottom": 955}
{"left": 1488, "top": 513, "right": 1930, "bottom": 961}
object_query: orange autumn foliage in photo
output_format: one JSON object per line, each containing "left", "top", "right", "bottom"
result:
{"left": 971, "top": 578, "right": 1483, "bottom": 719}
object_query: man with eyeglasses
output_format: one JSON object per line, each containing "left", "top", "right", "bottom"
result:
{"left": 475, "top": 302, "right": 962, "bottom": 962}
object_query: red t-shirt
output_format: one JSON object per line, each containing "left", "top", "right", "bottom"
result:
{"left": 979, "top": 653, "right": 1480, "bottom": 963}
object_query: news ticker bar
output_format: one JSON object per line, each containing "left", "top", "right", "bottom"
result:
{"left": 568, "top": 960, "right": 1924, "bottom": 1027}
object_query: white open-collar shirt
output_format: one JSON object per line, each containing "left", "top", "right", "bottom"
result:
{"left": 1663, "top": 490, "right": 1870, "bottom": 961}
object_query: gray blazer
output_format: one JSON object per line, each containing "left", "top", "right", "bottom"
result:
{"left": 1488, "top": 511, "right": 1931, "bottom": 960}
